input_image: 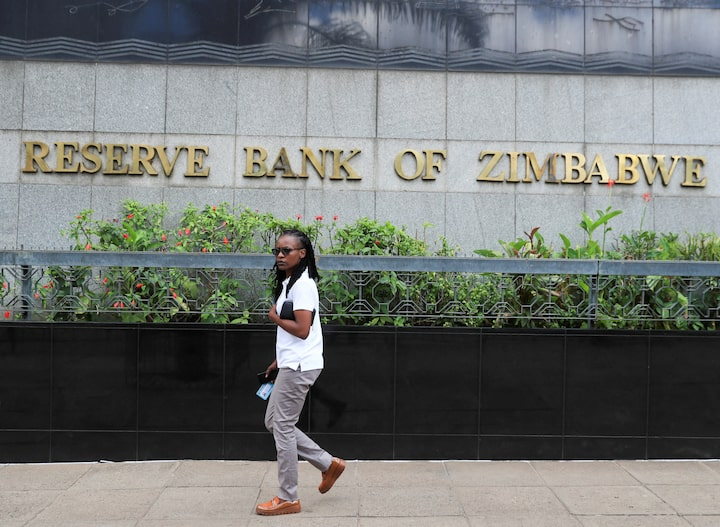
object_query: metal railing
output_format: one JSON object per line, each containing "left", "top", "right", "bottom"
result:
{"left": 1, "top": 250, "right": 719, "bottom": 329}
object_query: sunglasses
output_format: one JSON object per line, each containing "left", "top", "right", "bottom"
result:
{"left": 271, "top": 247, "right": 303, "bottom": 256}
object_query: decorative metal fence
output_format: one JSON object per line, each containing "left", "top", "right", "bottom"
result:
{"left": 1, "top": 250, "right": 719, "bottom": 330}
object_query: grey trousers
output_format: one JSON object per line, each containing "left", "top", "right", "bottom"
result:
{"left": 264, "top": 367, "right": 333, "bottom": 501}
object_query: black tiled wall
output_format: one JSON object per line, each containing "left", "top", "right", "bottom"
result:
{"left": 1, "top": 323, "right": 719, "bottom": 462}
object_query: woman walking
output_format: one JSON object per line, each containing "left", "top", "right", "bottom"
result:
{"left": 256, "top": 228, "right": 345, "bottom": 516}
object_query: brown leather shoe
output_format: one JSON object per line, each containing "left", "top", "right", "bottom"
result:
{"left": 256, "top": 496, "right": 301, "bottom": 516}
{"left": 318, "top": 457, "right": 346, "bottom": 494}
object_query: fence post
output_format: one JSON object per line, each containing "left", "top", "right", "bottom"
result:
{"left": 20, "top": 264, "right": 32, "bottom": 319}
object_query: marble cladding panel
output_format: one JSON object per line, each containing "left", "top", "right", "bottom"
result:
{"left": 0, "top": 62, "right": 24, "bottom": 130}
{"left": 22, "top": 62, "right": 96, "bottom": 132}
{"left": 236, "top": 68, "right": 308, "bottom": 138}
{"left": 0, "top": 131, "right": 21, "bottom": 183}
{"left": 0, "top": 183, "right": 19, "bottom": 249}
{"left": 515, "top": 74, "right": 585, "bottom": 143}
{"left": 447, "top": 73, "right": 516, "bottom": 142}
{"left": 16, "top": 184, "right": 92, "bottom": 250}
{"left": 444, "top": 192, "right": 517, "bottom": 255}
{"left": 584, "top": 76, "right": 654, "bottom": 145}
{"left": 375, "top": 191, "right": 447, "bottom": 243}
{"left": 376, "top": 71, "right": 447, "bottom": 140}
{"left": 95, "top": 64, "right": 168, "bottom": 134}
{"left": 654, "top": 78, "right": 720, "bottom": 146}
{"left": 307, "top": 69, "right": 378, "bottom": 139}
{"left": 166, "top": 66, "right": 238, "bottom": 135}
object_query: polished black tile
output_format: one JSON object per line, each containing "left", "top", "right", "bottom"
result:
{"left": 310, "top": 327, "right": 396, "bottom": 434}
{"left": 396, "top": 328, "right": 480, "bottom": 435}
{"left": 565, "top": 332, "right": 648, "bottom": 437}
{"left": 0, "top": 431, "right": 50, "bottom": 463}
{"left": 649, "top": 333, "right": 720, "bottom": 437}
{"left": 315, "top": 433, "right": 394, "bottom": 461}
{"left": 0, "top": 325, "right": 52, "bottom": 429}
{"left": 52, "top": 325, "right": 138, "bottom": 430}
{"left": 563, "top": 437, "right": 647, "bottom": 460}
{"left": 138, "top": 326, "right": 224, "bottom": 431}
{"left": 51, "top": 431, "right": 136, "bottom": 462}
{"left": 648, "top": 437, "right": 720, "bottom": 460}
{"left": 224, "top": 432, "right": 277, "bottom": 460}
{"left": 478, "top": 436, "right": 563, "bottom": 460}
{"left": 138, "top": 432, "right": 223, "bottom": 460}
{"left": 395, "top": 434, "right": 478, "bottom": 460}
{"left": 225, "top": 325, "right": 276, "bottom": 432}
{"left": 481, "top": 331, "right": 564, "bottom": 435}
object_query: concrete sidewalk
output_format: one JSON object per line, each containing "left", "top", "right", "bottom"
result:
{"left": 2, "top": 459, "right": 720, "bottom": 526}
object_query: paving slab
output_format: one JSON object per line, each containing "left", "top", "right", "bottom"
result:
{"left": 0, "top": 459, "right": 718, "bottom": 525}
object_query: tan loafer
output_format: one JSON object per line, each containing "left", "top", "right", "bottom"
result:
{"left": 319, "top": 457, "right": 346, "bottom": 494}
{"left": 256, "top": 496, "right": 301, "bottom": 516}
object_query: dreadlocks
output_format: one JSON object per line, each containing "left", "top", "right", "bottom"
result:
{"left": 272, "top": 229, "right": 320, "bottom": 300}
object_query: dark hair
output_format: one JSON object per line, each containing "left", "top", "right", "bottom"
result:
{"left": 272, "top": 229, "right": 319, "bottom": 300}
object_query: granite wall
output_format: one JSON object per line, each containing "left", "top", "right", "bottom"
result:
{"left": 1, "top": 60, "right": 719, "bottom": 254}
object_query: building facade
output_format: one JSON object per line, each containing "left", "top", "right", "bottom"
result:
{"left": 1, "top": 0, "right": 719, "bottom": 254}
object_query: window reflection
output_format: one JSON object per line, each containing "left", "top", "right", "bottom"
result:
{"left": 0, "top": 0, "right": 718, "bottom": 74}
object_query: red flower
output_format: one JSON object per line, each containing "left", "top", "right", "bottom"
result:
{"left": 201, "top": 247, "right": 207, "bottom": 252}
{"left": 223, "top": 237, "right": 229, "bottom": 245}
{"left": 643, "top": 193, "right": 651, "bottom": 202}
{"left": 333, "top": 215, "right": 339, "bottom": 221}
{"left": 127, "top": 213, "right": 134, "bottom": 219}
{"left": 136, "top": 283, "right": 143, "bottom": 289}
{"left": 212, "top": 205, "right": 217, "bottom": 211}
{"left": 296, "top": 214, "right": 302, "bottom": 220}
{"left": 34, "top": 292, "right": 40, "bottom": 299}
{"left": 315, "top": 215, "right": 324, "bottom": 221}
{"left": 374, "top": 239, "right": 380, "bottom": 245}
{"left": 122, "top": 233, "right": 129, "bottom": 239}
{"left": 2, "top": 282, "right": 7, "bottom": 289}
{"left": 4, "top": 310, "right": 10, "bottom": 319}
{"left": 102, "top": 277, "right": 108, "bottom": 285}
{"left": 185, "top": 228, "right": 191, "bottom": 235}
{"left": 85, "top": 243, "right": 92, "bottom": 250}
{"left": 607, "top": 180, "right": 615, "bottom": 188}
{"left": 161, "top": 234, "right": 167, "bottom": 242}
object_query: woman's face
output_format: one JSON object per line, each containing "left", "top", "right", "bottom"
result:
{"left": 274, "top": 234, "right": 306, "bottom": 276}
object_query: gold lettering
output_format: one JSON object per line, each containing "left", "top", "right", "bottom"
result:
{"left": 476, "top": 151, "right": 504, "bottom": 182}
{"left": 185, "top": 146, "right": 209, "bottom": 177}
{"left": 639, "top": 155, "right": 680, "bottom": 186}
{"left": 155, "top": 146, "right": 185, "bottom": 177}
{"left": 682, "top": 156, "right": 707, "bottom": 187}
{"left": 80, "top": 143, "right": 102, "bottom": 174}
{"left": 244, "top": 146, "right": 268, "bottom": 177}
{"left": 300, "top": 147, "right": 328, "bottom": 178}
{"left": 395, "top": 149, "right": 424, "bottom": 180}
{"left": 422, "top": 149, "right": 446, "bottom": 181}
{"left": 616, "top": 154, "right": 640, "bottom": 184}
{"left": 523, "top": 152, "right": 558, "bottom": 183}
{"left": 562, "top": 153, "right": 586, "bottom": 183}
{"left": 54, "top": 142, "right": 81, "bottom": 173}
{"left": 507, "top": 152, "right": 520, "bottom": 183}
{"left": 271, "top": 147, "right": 297, "bottom": 178}
{"left": 585, "top": 153, "right": 610, "bottom": 184}
{"left": 129, "top": 145, "right": 158, "bottom": 176}
{"left": 103, "top": 144, "right": 129, "bottom": 175}
{"left": 332, "top": 149, "right": 362, "bottom": 180}
{"left": 22, "top": 141, "right": 51, "bottom": 173}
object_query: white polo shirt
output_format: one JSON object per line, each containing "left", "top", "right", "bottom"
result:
{"left": 275, "top": 269, "right": 323, "bottom": 371}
